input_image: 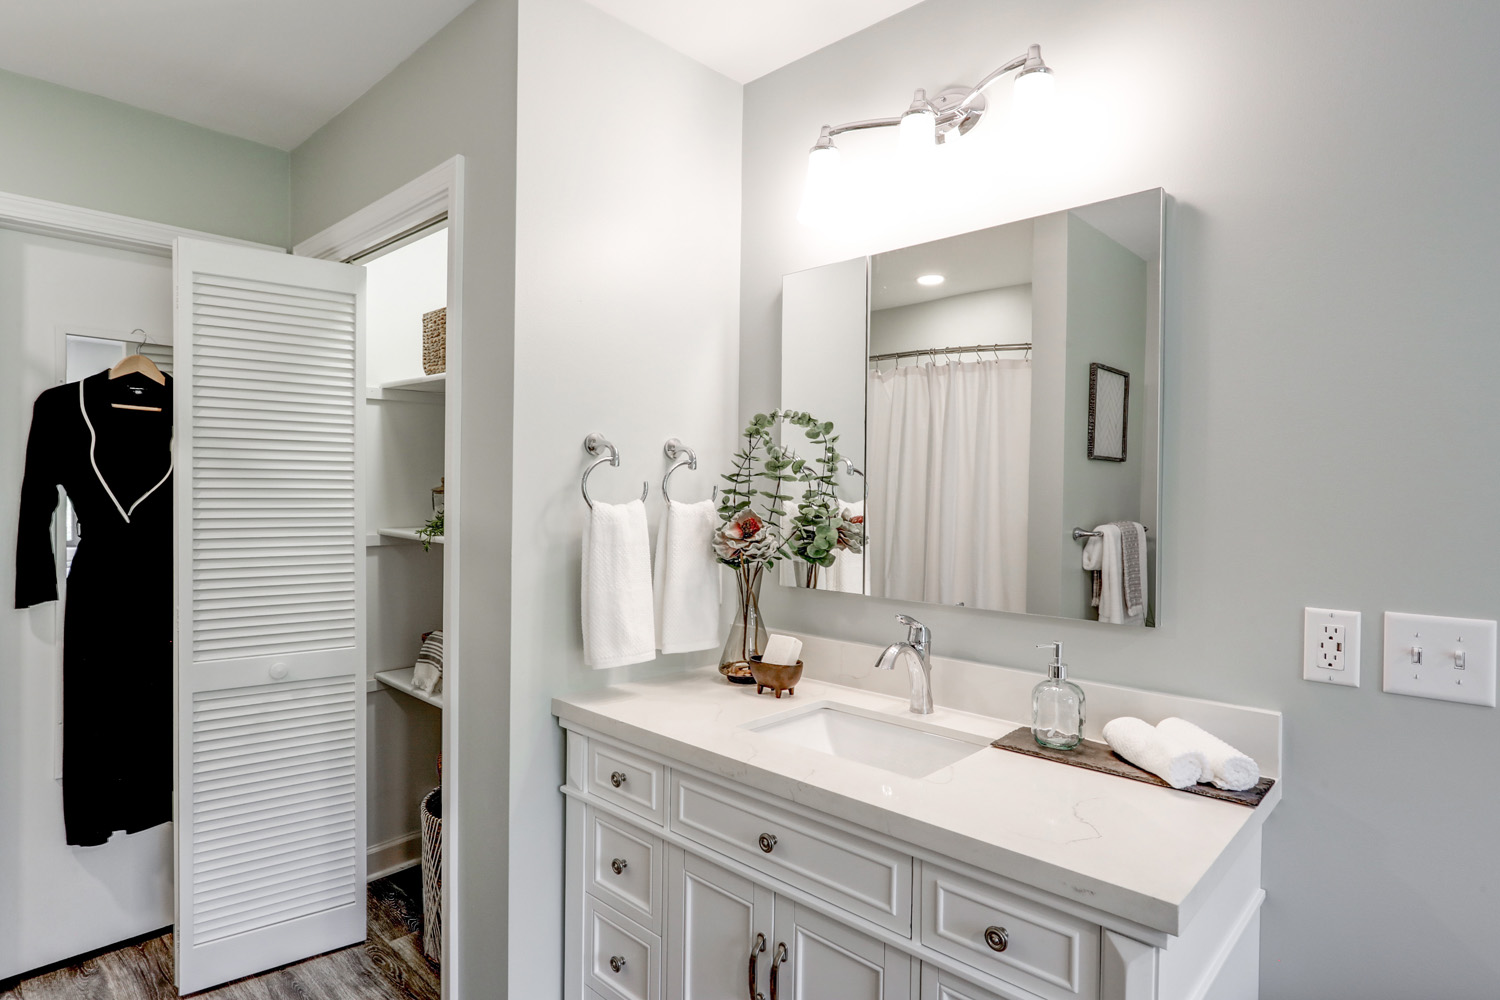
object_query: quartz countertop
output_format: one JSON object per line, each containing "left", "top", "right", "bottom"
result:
{"left": 553, "top": 668, "right": 1279, "bottom": 936}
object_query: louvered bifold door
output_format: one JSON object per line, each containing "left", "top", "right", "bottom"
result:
{"left": 172, "top": 238, "right": 366, "bottom": 994}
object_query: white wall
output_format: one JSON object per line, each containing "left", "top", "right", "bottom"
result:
{"left": 508, "top": 2, "right": 742, "bottom": 996}
{"left": 0, "top": 229, "right": 173, "bottom": 978}
{"left": 740, "top": 1, "right": 1500, "bottom": 995}
{"left": 365, "top": 228, "right": 448, "bottom": 386}
{"left": 869, "top": 284, "right": 1032, "bottom": 356}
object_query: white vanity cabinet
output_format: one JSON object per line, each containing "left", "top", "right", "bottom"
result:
{"left": 561, "top": 723, "right": 1264, "bottom": 1000}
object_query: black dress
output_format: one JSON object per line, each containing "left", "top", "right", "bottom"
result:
{"left": 14, "top": 369, "right": 174, "bottom": 847}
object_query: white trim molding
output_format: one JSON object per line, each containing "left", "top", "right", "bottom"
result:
{"left": 293, "top": 157, "right": 462, "bottom": 262}
{"left": 0, "top": 188, "right": 282, "bottom": 255}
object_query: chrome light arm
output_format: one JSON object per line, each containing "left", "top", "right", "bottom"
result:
{"left": 811, "top": 44, "right": 1050, "bottom": 148}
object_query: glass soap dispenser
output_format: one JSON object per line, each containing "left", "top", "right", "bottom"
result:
{"left": 1032, "top": 641, "right": 1085, "bottom": 750}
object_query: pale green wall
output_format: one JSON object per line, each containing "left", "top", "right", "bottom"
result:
{"left": 289, "top": 3, "right": 520, "bottom": 995}
{"left": 0, "top": 68, "right": 288, "bottom": 247}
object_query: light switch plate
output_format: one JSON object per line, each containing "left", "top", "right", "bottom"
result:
{"left": 1383, "top": 612, "right": 1497, "bottom": 707}
{"left": 1304, "top": 608, "right": 1360, "bottom": 687}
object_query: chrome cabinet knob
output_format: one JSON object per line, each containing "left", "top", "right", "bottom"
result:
{"left": 758, "top": 832, "right": 777, "bottom": 854}
{"left": 610, "top": 771, "right": 627, "bottom": 788}
{"left": 983, "top": 925, "right": 1009, "bottom": 952}
{"left": 610, "top": 857, "right": 628, "bottom": 875}
{"left": 609, "top": 955, "right": 627, "bottom": 973}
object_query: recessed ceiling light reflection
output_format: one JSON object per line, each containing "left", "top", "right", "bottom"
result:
{"left": 916, "top": 274, "right": 945, "bottom": 287}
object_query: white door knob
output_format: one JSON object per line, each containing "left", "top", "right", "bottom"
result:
{"left": 269, "top": 663, "right": 289, "bottom": 680}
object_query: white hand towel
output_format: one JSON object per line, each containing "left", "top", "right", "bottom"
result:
{"left": 1102, "top": 717, "right": 1208, "bottom": 789}
{"left": 1082, "top": 523, "right": 1144, "bottom": 626}
{"left": 582, "top": 499, "right": 656, "bottom": 669}
{"left": 653, "top": 499, "right": 723, "bottom": 654}
{"left": 1156, "top": 717, "right": 1261, "bottom": 791}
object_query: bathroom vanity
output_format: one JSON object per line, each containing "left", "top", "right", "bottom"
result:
{"left": 554, "top": 665, "right": 1278, "bottom": 1000}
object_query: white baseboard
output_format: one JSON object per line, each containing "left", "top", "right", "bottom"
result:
{"left": 367, "top": 831, "right": 422, "bottom": 881}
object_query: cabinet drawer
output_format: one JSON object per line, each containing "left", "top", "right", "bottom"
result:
{"left": 585, "top": 897, "right": 661, "bottom": 1000}
{"left": 587, "top": 808, "right": 662, "bottom": 931}
{"left": 919, "top": 864, "right": 1099, "bottom": 1000}
{"left": 670, "top": 773, "right": 912, "bottom": 933}
{"left": 589, "top": 739, "right": 665, "bottom": 825}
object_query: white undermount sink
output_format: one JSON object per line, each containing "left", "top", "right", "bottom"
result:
{"left": 748, "top": 703, "right": 992, "bottom": 779}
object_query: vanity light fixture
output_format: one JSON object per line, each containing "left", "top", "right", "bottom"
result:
{"left": 798, "top": 43, "right": 1055, "bottom": 225}
{"left": 916, "top": 274, "right": 946, "bottom": 286}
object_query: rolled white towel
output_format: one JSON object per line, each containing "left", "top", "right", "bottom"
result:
{"left": 1156, "top": 717, "right": 1260, "bottom": 791}
{"left": 1102, "top": 717, "right": 1208, "bottom": 790}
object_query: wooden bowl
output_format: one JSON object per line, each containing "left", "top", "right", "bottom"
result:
{"left": 748, "top": 656, "right": 804, "bottom": 698}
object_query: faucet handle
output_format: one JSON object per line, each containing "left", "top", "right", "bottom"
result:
{"left": 895, "top": 613, "right": 930, "bottom": 645}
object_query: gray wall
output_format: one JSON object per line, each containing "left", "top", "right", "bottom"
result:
{"left": 290, "top": 2, "right": 521, "bottom": 994}
{"left": 0, "top": 67, "right": 288, "bottom": 247}
{"left": 741, "top": 1, "right": 1500, "bottom": 996}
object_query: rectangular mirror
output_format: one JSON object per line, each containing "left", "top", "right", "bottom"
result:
{"left": 779, "top": 188, "right": 1164, "bottom": 626}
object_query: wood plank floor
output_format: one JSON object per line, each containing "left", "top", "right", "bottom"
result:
{"left": 0, "top": 868, "right": 438, "bottom": 1000}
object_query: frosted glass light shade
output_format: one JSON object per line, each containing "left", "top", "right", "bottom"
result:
{"left": 898, "top": 107, "right": 937, "bottom": 152}
{"left": 797, "top": 144, "right": 842, "bottom": 226}
{"left": 1013, "top": 68, "right": 1056, "bottom": 118}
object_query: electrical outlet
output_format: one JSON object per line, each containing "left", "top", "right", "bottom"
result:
{"left": 1383, "top": 612, "right": 1497, "bottom": 707}
{"left": 1304, "top": 608, "right": 1361, "bottom": 687}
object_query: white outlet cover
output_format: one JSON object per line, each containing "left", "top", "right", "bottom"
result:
{"left": 1382, "top": 612, "right": 1497, "bottom": 707}
{"left": 1304, "top": 607, "right": 1361, "bottom": 687}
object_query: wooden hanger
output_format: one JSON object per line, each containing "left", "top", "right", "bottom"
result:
{"left": 108, "top": 354, "right": 166, "bottom": 411}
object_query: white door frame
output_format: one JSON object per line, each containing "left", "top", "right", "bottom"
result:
{"left": 293, "top": 155, "right": 465, "bottom": 999}
{"left": 0, "top": 189, "right": 282, "bottom": 256}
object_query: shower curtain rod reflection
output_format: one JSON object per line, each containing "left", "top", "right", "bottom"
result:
{"left": 868, "top": 342, "right": 1032, "bottom": 363}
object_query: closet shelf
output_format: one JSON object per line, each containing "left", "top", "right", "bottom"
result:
{"left": 366, "top": 373, "right": 446, "bottom": 401}
{"left": 374, "top": 667, "right": 443, "bottom": 709}
{"left": 369, "top": 528, "right": 444, "bottom": 547}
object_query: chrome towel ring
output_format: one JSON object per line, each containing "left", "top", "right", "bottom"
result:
{"left": 662, "top": 438, "right": 718, "bottom": 505}
{"left": 582, "top": 433, "right": 649, "bottom": 509}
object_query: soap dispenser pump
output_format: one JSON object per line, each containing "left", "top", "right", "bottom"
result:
{"left": 1032, "top": 642, "right": 1085, "bottom": 750}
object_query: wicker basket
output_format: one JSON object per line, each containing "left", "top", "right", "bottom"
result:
{"left": 422, "top": 308, "right": 447, "bottom": 375}
{"left": 420, "top": 787, "right": 442, "bottom": 964}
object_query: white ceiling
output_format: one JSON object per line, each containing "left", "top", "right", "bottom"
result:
{"left": 0, "top": 1, "right": 477, "bottom": 150}
{"left": 580, "top": 0, "right": 927, "bottom": 83}
{"left": 872, "top": 220, "right": 1034, "bottom": 311}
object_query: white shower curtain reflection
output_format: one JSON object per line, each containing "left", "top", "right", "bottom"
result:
{"left": 866, "top": 358, "right": 1031, "bottom": 612}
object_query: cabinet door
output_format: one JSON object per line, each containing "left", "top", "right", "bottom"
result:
{"left": 769, "top": 897, "right": 912, "bottom": 1000}
{"left": 173, "top": 237, "right": 366, "bottom": 994}
{"left": 667, "top": 849, "right": 774, "bottom": 1000}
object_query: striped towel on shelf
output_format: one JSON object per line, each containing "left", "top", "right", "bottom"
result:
{"left": 412, "top": 630, "right": 443, "bottom": 694}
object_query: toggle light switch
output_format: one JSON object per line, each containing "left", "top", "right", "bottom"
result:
{"left": 1382, "top": 612, "right": 1496, "bottom": 707}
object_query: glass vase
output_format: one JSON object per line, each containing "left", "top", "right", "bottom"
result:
{"left": 719, "top": 563, "right": 769, "bottom": 682}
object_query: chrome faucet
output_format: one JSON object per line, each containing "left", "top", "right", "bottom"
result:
{"left": 875, "top": 614, "right": 934, "bottom": 714}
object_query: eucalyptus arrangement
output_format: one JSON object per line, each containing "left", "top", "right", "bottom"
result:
{"left": 416, "top": 510, "right": 444, "bottom": 552}
{"left": 713, "top": 410, "right": 864, "bottom": 677}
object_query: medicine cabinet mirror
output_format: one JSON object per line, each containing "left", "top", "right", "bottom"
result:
{"left": 779, "top": 188, "right": 1164, "bottom": 626}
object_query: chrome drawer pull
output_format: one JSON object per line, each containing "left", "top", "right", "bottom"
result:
{"left": 758, "top": 832, "right": 777, "bottom": 854}
{"left": 609, "top": 955, "right": 627, "bottom": 973}
{"left": 610, "top": 857, "right": 628, "bottom": 875}
{"left": 610, "top": 770, "right": 627, "bottom": 788}
{"left": 983, "top": 925, "right": 1009, "bottom": 952}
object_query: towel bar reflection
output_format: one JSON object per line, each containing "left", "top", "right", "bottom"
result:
{"left": 582, "top": 433, "right": 649, "bottom": 509}
{"left": 662, "top": 438, "right": 718, "bottom": 504}
{"left": 1073, "top": 526, "right": 1149, "bottom": 541}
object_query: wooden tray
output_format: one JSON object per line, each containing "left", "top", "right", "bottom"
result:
{"left": 990, "top": 727, "right": 1274, "bottom": 808}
